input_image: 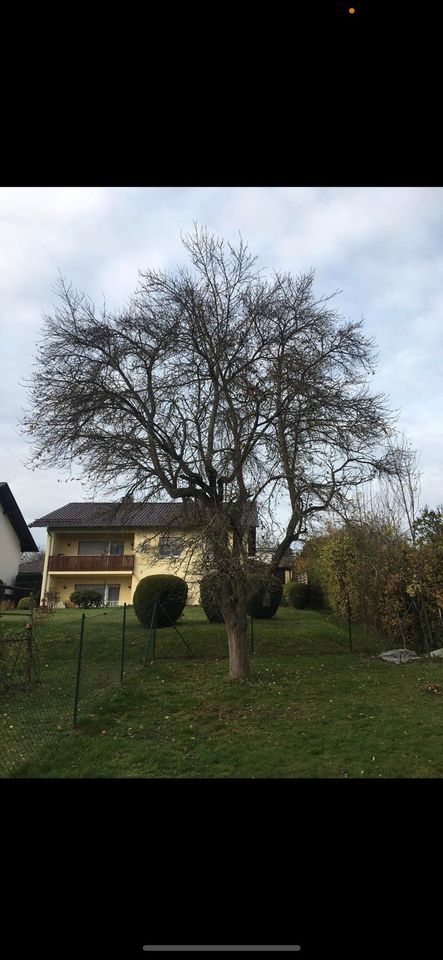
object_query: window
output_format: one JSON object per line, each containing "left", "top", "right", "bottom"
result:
{"left": 74, "top": 583, "right": 121, "bottom": 605}
{"left": 78, "top": 541, "right": 124, "bottom": 555}
{"left": 109, "top": 542, "right": 124, "bottom": 555}
{"left": 158, "top": 537, "right": 183, "bottom": 557}
{"left": 75, "top": 583, "right": 105, "bottom": 596}
{"left": 107, "top": 585, "right": 120, "bottom": 604}
{"left": 78, "top": 541, "right": 108, "bottom": 556}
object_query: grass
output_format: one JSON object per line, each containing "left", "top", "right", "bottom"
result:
{"left": 3, "top": 605, "right": 443, "bottom": 778}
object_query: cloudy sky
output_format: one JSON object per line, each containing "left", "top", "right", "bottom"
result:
{"left": 1, "top": 186, "right": 442, "bottom": 551}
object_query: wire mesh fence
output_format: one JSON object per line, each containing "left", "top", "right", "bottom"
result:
{"left": 0, "top": 599, "right": 376, "bottom": 777}
{"left": 0, "top": 604, "right": 147, "bottom": 777}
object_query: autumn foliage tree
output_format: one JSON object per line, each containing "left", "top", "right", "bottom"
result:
{"left": 22, "top": 226, "right": 399, "bottom": 679}
{"left": 300, "top": 499, "right": 443, "bottom": 651}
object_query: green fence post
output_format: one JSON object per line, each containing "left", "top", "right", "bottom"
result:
{"left": 250, "top": 615, "right": 254, "bottom": 655}
{"left": 73, "top": 613, "right": 86, "bottom": 726}
{"left": 347, "top": 594, "right": 352, "bottom": 653}
{"left": 26, "top": 591, "right": 35, "bottom": 685}
{"left": 120, "top": 603, "right": 127, "bottom": 684}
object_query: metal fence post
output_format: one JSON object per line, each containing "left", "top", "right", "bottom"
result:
{"left": 347, "top": 593, "right": 352, "bottom": 652}
{"left": 73, "top": 613, "right": 86, "bottom": 726}
{"left": 26, "top": 591, "right": 35, "bottom": 684}
{"left": 250, "top": 615, "right": 254, "bottom": 655}
{"left": 120, "top": 602, "right": 127, "bottom": 684}
{"left": 152, "top": 603, "right": 157, "bottom": 660}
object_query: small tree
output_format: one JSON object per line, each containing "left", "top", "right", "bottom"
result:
{"left": 42, "top": 589, "right": 60, "bottom": 611}
{"left": 22, "top": 227, "right": 402, "bottom": 680}
{"left": 413, "top": 505, "right": 443, "bottom": 547}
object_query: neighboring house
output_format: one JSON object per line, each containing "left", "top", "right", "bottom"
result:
{"left": 30, "top": 501, "right": 258, "bottom": 607}
{"left": 255, "top": 547, "right": 297, "bottom": 585}
{"left": 16, "top": 555, "right": 44, "bottom": 604}
{"left": 0, "top": 483, "right": 38, "bottom": 592}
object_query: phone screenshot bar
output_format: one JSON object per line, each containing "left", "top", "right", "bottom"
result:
{"left": 143, "top": 948, "right": 301, "bottom": 953}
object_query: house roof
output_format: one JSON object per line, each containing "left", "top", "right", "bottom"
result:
{"left": 30, "top": 500, "right": 258, "bottom": 530}
{"left": 0, "top": 483, "right": 38, "bottom": 551}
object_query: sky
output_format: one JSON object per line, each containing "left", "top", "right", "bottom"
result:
{"left": 1, "top": 186, "right": 442, "bottom": 552}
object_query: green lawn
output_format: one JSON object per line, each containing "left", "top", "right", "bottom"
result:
{"left": 5, "top": 605, "right": 443, "bottom": 778}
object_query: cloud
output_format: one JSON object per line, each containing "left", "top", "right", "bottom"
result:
{"left": 1, "top": 186, "right": 442, "bottom": 533}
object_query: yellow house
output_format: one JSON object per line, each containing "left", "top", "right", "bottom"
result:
{"left": 30, "top": 500, "right": 258, "bottom": 608}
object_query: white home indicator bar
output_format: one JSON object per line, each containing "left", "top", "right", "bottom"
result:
{"left": 143, "top": 948, "right": 301, "bottom": 953}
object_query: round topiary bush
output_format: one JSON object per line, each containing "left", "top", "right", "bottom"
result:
{"left": 133, "top": 574, "right": 188, "bottom": 627}
{"left": 200, "top": 574, "right": 224, "bottom": 623}
{"left": 17, "top": 596, "right": 31, "bottom": 610}
{"left": 246, "top": 573, "right": 283, "bottom": 619}
{"left": 284, "top": 580, "right": 310, "bottom": 608}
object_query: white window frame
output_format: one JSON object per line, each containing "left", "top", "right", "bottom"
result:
{"left": 73, "top": 583, "right": 121, "bottom": 605}
{"left": 105, "top": 584, "right": 121, "bottom": 606}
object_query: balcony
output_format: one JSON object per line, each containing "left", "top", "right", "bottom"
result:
{"left": 48, "top": 555, "right": 134, "bottom": 573}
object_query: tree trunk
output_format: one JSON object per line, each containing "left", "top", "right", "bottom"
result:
{"left": 220, "top": 580, "right": 250, "bottom": 680}
{"left": 225, "top": 615, "right": 250, "bottom": 680}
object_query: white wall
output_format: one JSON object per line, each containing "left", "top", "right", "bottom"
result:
{"left": 0, "top": 508, "right": 21, "bottom": 586}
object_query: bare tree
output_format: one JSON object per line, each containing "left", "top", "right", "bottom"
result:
{"left": 382, "top": 434, "right": 421, "bottom": 544}
{"left": 21, "top": 226, "right": 400, "bottom": 679}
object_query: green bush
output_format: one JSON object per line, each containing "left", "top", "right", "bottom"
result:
{"left": 284, "top": 580, "right": 309, "bottom": 608}
{"left": 17, "top": 596, "right": 31, "bottom": 610}
{"left": 200, "top": 574, "right": 224, "bottom": 623}
{"left": 279, "top": 588, "right": 289, "bottom": 606}
{"left": 0, "top": 579, "right": 4, "bottom": 603}
{"left": 69, "top": 589, "right": 103, "bottom": 608}
{"left": 133, "top": 574, "right": 188, "bottom": 627}
{"left": 246, "top": 573, "right": 283, "bottom": 619}
{"left": 306, "top": 581, "right": 325, "bottom": 609}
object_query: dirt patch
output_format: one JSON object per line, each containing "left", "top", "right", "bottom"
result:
{"left": 419, "top": 683, "right": 442, "bottom": 695}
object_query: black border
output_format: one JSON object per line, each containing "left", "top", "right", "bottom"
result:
{"left": 4, "top": 777, "right": 440, "bottom": 958}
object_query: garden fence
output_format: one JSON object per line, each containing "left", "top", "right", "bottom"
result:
{"left": 0, "top": 604, "right": 145, "bottom": 777}
{"left": 0, "top": 597, "right": 369, "bottom": 778}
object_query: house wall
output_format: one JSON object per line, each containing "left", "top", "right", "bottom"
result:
{"left": 0, "top": 508, "right": 22, "bottom": 587}
{"left": 45, "top": 574, "right": 132, "bottom": 605}
{"left": 41, "top": 526, "right": 202, "bottom": 606}
{"left": 132, "top": 529, "right": 201, "bottom": 604}
{"left": 51, "top": 531, "right": 134, "bottom": 555}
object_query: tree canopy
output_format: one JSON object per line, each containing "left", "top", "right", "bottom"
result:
{"left": 22, "top": 226, "right": 400, "bottom": 678}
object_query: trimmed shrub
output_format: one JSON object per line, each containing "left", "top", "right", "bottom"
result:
{"left": 285, "top": 580, "right": 309, "bottom": 609}
{"left": 200, "top": 574, "right": 224, "bottom": 623}
{"left": 69, "top": 589, "right": 103, "bottom": 608}
{"left": 306, "top": 581, "right": 325, "bottom": 609}
{"left": 17, "top": 596, "right": 31, "bottom": 610}
{"left": 133, "top": 574, "right": 188, "bottom": 627}
{"left": 247, "top": 573, "right": 283, "bottom": 619}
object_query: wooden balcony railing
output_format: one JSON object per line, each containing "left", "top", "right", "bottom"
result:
{"left": 48, "top": 555, "right": 134, "bottom": 572}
